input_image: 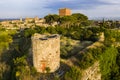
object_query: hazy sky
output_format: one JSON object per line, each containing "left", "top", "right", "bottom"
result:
{"left": 0, "top": 0, "right": 120, "bottom": 18}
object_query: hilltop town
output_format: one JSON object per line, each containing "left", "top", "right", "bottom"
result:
{"left": 0, "top": 8, "right": 120, "bottom": 80}
{"left": 0, "top": 8, "right": 72, "bottom": 29}
{"left": 1, "top": 8, "right": 120, "bottom": 30}
{"left": 0, "top": 17, "right": 49, "bottom": 29}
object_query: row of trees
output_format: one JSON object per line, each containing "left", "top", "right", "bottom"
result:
{"left": 23, "top": 26, "right": 102, "bottom": 42}
{"left": 99, "top": 20, "right": 120, "bottom": 29}
{"left": 44, "top": 13, "right": 90, "bottom": 27}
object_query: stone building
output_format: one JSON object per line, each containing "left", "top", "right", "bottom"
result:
{"left": 59, "top": 8, "right": 71, "bottom": 16}
{"left": 25, "top": 17, "right": 34, "bottom": 23}
{"left": 31, "top": 33, "right": 60, "bottom": 73}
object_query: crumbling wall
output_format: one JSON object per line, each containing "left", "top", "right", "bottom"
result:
{"left": 81, "top": 61, "right": 101, "bottom": 80}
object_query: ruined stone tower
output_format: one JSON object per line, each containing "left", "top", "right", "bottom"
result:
{"left": 31, "top": 33, "right": 60, "bottom": 73}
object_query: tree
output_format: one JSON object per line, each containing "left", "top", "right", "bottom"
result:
{"left": 59, "top": 16, "right": 77, "bottom": 27}
{"left": 46, "top": 27, "right": 57, "bottom": 34}
{"left": 100, "top": 47, "right": 118, "bottom": 80}
{"left": 72, "top": 13, "right": 88, "bottom": 21}
{"left": 44, "top": 14, "right": 60, "bottom": 24}
{"left": 72, "top": 13, "right": 89, "bottom": 26}
{"left": 24, "top": 28, "right": 36, "bottom": 37}
{"left": 12, "top": 56, "right": 31, "bottom": 80}
{"left": 65, "top": 66, "right": 81, "bottom": 80}
{"left": 78, "top": 52, "right": 94, "bottom": 69}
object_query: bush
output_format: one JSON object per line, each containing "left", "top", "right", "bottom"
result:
{"left": 100, "top": 47, "right": 119, "bottom": 80}
{"left": 65, "top": 66, "right": 81, "bottom": 80}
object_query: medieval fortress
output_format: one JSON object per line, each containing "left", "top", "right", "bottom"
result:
{"left": 31, "top": 33, "right": 60, "bottom": 73}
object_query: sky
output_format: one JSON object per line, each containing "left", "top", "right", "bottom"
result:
{"left": 0, "top": 0, "right": 120, "bottom": 19}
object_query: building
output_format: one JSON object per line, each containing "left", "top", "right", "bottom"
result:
{"left": 25, "top": 18, "right": 34, "bottom": 23}
{"left": 20, "top": 17, "right": 23, "bottom": 22}
{"left": 59, "top": 8, "right": 71, "bottom": 16}
{"left": 31, "top": 33, "right": 60, "bottom": 73}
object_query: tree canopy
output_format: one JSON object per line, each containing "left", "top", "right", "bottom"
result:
{"left": 72, "top": 13, "right": 88, "bottom": 21}
{"left": 44, "top": 14, "right": 60, "bottom": 24}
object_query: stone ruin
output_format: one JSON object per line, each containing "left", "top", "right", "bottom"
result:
{"left": 31, "top": 33, "right": 60, "bottom": 73}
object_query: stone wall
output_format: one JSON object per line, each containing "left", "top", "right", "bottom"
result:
{"left": 80, "top": 33, "right": 104, "bottom": 80}
{"left": 64, "top": 33, "right": 104, "bottom": 80}
{"left": 81, "top": 61, "right": 101, "bottom": 80}
{"left": 31, "top": 33, "right": 60, "bottom": 73}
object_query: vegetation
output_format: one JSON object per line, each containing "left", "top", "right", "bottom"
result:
{"left": 0, "top": 13, "right": 120, "bottom": 80}
{"left": 44, "top": 13, "right": 90, "bottom": 27}
{"left": 104, "top": 29, "right": 120, "bottom": 46}
{"left": 65, "top": 66, "right": 81, "bottom": 80}
{"left": 44, "top": 14, "right": 60, "bottom": 24}
{"left": 63, "top": 29, "right": 120, "bottom": 80}
{"left": 100, "top": 47, "right": 119, "bottom": 80}
{"left": 23, "top": 25, "right": 101, "bottom": 42}
{"left": 0, "top": 28, "right": 16, "bottom": 80}
{"left": 99, "top": 19, "right": 120, "bottom": 29}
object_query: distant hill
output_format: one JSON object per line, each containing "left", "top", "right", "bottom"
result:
{"left": 0, "top": 18, "right": 25, "bottom": 21}
{"left": 90, "top": 17, "right": 120, "bottom": 21}
{"left": 0, "top": 18, "right": 19, "bottom": 21}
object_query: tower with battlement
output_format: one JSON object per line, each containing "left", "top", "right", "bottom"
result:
{"left": 31, "top": 33, "right": 60, "bottom": 73}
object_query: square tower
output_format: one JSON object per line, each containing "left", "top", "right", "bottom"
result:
{"left": 59, "top": 8, "right": 71, "bottom": 16}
